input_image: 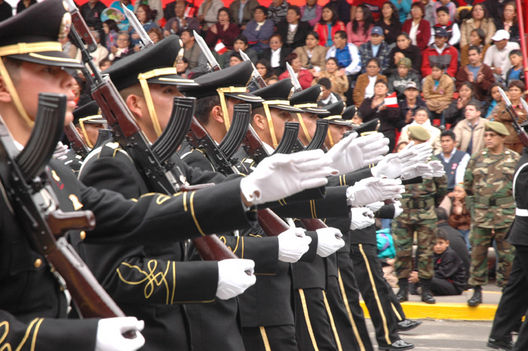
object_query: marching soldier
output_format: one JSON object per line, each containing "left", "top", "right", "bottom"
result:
{"left": 393, "top": 125, "right": 447, "bottom": 305}
{"left": 465, "top": 120, "right": 519, "bottom": 307}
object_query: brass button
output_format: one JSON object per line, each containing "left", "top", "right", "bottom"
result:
{"left": 80, "top": 231, "right": 86, "bottom": 240}
{"left": 34, "top": 258, "right": 42, "bottom": 268}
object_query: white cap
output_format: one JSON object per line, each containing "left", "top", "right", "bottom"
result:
{"left": 491, "top": 29, "right": 510, "bottom": 42}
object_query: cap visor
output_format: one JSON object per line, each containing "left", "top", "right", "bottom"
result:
{"left": 148, "top": 75, "right": 198, "bottom": 87}
{"left": 10, "top": 51, "right": 83, "bottom": 69}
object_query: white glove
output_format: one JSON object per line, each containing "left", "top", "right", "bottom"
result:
{"left": 240, "top": 150, "right": 337, "bottom": 205}
{"left": 350, "top": 207, "right": 375, "bottom": 230}
{"left": 278, "top": 227, "right": 312, "bottom": 263}
{"left": 371, "top": 153, "right": 403, "bottom": 179}
{"left": 346, "top": 178, "right": 404, "bottom": 206}
{"left": 401, "top": 162, "right": 432, "bottom": 180}
{"left": 95, "top": 317, "right": 145, "bottom": 351}
{"left": 216, "top": 259, "right": 256, "bottom": 300}
{"left": 393, "top": 200, "right": 403, "bottom": 218}
{"left": 428, "top": 160, "right": 445, "bottom": 177}
{"left": 399, "top": 141, "right": 433, "bottom": 164}
{"left": 366, "top": 201, "right": 384, "bottom": 212}
{"left": 316, "top": 227, "right": 345, "bottom": 257}
{"left": 324, "top": 132, "right": 389, "bottom": 174}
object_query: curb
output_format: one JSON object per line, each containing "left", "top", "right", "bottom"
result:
{"left": 360, "top": 301, "right": 497, "bottom": 321}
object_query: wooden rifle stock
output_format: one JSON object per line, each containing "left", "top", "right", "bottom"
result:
{"left": 64, "top": 123, "right": 90, "bottom": 158}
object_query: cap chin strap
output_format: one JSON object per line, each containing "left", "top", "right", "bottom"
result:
{"left": 216, "top": 87, "right": 248, "bottom": 133}
{"left": 79, "top": 115, "right": 105, "bottom": 148}
{"left": 0, "top": 58, "right": 33, "bottom": 127}
{"left": 326, "top": 129, "right": 335, "bottom": 148}
{"left": 138, "top": 74, "right": 162, "bottom": 138}
{"left": 296, "top": 112, "right": 311, "bottom": 144}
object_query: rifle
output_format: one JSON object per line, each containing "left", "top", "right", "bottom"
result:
{"left": 240, "top": 50, "right": 267, "bottom": 89}
{"left": 305, "top": 119, "right": 329, "bottom": 151}
{"left": 64, "top": 122, "right": 90, "bottom": 158}
{"left": 193, "top": 30, "right": 221, "bottom": 72}
{"left": 0, "top": 93, "right": 135, "bottom": 324}
{"left": 274, "top": 122, "right": 301, "bottom": 154}
{"left": 186, "top": 110, "right": 292, "bottom": 237}
{"left": 64, "top": 0, "right": 97, "bottom": 52}
{"left": 67, "top": 9, "right": 241, "bottom": 264}
{"left": 497, "top": 87, "right": 528, "bottom": 147}
{"left": 219, "top": 103, "right": 253, "bottom": 159}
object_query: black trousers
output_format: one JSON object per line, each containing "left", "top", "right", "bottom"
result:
{"left": 294, "top": 287, "right": 341, "bottom": 351}
{"left": 431, "top": 277, "right": 462, "bottom": 296}
{"left": 489, "top": 245, "right": 528, "bottom": 348}
{"left": 350, "top": 243, "right": 401, "bottom": 346}
{"left": 333, "top": 253, "right": 375, "bottom": 351}
{"left": 242, "top": 325, "right": 298, "bottom": 351}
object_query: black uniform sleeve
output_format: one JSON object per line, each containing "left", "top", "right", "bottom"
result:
{"left": 218, "top": 235, "right": 279, "bottom": 274}
{"left": 327, "top": 167, "right": 373, "bottom": 187}
{"left": 270, "top": 186, "right": 349, "bottom": 219}
{"left": 0, "top": 312, "right": 98, "bottom": 351}
{"left": 109, "top": 258, "right": 219, "bottom": 303}
{"left": 81, "top": 178, "right": 255, "bottom": 244}
{"left": 299, "top": 230, "right": 318, "bottom": 262}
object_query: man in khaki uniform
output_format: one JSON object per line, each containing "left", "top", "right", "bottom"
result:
{"left": 464, "top": 121, "right": 519, "bottom": 307}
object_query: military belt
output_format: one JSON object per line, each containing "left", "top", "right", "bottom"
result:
{"left": 402, "top": 197, "right": 435, "bottom": 209}
{"left": 474, "top": 196, "right": 512, "bottom": 206}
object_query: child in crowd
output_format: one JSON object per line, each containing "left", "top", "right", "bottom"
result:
{"left": 317, "top": 77, "right": 341, "bottom": 106}
{"left": 506, "top": 50, "right": 525, "bottom": 85}
{"left": 485, "top": 84, "right": 503, "bottom": 119}
{"left": 431, "top": 6, "right": 460, "bottom": 46}
{"left": 423, "top": 64, "right": 455, "bottom": 119}
{"left": 431, "top": 232, "right": 467, "bottom": 296}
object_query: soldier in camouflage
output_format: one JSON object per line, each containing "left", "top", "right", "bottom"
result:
{"left": 464, "top": 120, "right": 519, "bottom": 307}
{"left": 393, "top": 125, "right": 448, "bottom": 304}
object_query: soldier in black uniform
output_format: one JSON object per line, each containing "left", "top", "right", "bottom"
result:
{"left": 487, "top": 135, "right": 528, "bottom": 351}
{"left": 77, "top": 38, "right": 339, "bottom": 351}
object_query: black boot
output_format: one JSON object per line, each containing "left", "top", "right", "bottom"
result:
{"left": 409, "top": 282, "right": 420, "bottom": 295}
{"left": 420, "top": 279, "right": 436, "bottom": 304}
{"left": 487, "top": 337, "right": 513, "bottom": 350}
{"left": 396, "top": 279, "right": 409, "bottom": 302}
{"left": 467, "top": 286, "right": 482, "bottom": 307}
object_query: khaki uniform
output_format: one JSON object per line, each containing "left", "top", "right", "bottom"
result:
{"left": 393, "top": 161, "right": 447, "bottom": 280}
{"left": 464, "top": 148, "right": 520, "bottom": 287}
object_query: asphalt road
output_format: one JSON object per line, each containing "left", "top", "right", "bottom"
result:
{"left": 366, "top": 319, "right": 506, "bottom": 351}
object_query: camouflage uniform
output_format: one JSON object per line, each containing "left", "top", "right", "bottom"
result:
{"left": 464, "top": 148, "right": 520, "bottom": 287}
{"left": 393, "top": 159, "right": 447, "bottom": 280}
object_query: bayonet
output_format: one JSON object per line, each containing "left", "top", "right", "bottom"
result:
{"left": 240, "top": 50, "right": 267, "bottom": 89}
{"left": 193, "top": 30, "right": 221, "bottom": 71}
{"left": 286, "top": 62, "right": 302, "bottom": 92}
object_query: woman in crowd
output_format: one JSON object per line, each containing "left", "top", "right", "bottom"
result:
{"left": 256, "top": 58, "right": 278, "bottom": 84}
{"left": 485, "top": 84, "right": 503, "bottom": 119}
{"left": 401, "top": 2, "right": 431, "bottom": 51}
{"left": 354, "top": 57, "right": 387, "bottom": 106}
{"left": 276, "top": 6, "right": 312, "bottom": 50}
{"left": 376, "top": 1, "right": 402, "bottom": 45}
{"left": 443, "top": 82, "right": 475, "bottom": 127}
{"left": 130, "top": 5, "right": 158, "bottom": 47}
{"left": 494, "top": 1, "right": 519, "bottom": 43}
{"left": 399, "top": 107, "right": 441, "bottom": 153}
{"left": 440, "top": 185, "right": 472, "bottom": 249}
{"left": 103, "top": 19, "right": 119, "bottom": 52}
{"left": 279, "top": 53, "right": 314, "bottom": 89}
{"left": 315, "top": 57, "right": 349, "bottom": 101}
{"left": 492, "top": 80, "right": 528, "bottom": 153}
{"left": 358, "top": 79, "right": 402, "bottom": 151}
{"left": 205, "top": 7, "right": 241, "bottom": 50}
{"left": 242, "top": 6, "right": 275, "bottom": 53}
{"left": 176, "top": 57, "right": 191, "bottom": 78}
{"left": 293, "top": 31, "right": 328, "bottom": 73}
{"left": 460, "top": 3, "right": 496, "bottom": 47}
{"left": 148, "top": 28, "right": 163, "bottom": 43}
{"left": 313, "top": 5, "right": 345, "bottom": 47}
{"left": 460, "top": 28, "right": 489, "bottom": 67}
{"left": 388, "top": 32, "right": 422, "bottom": 73}
{"left": 346, "top": 3, "right": 374, "bottom": 46}
{"left": 258, "top": 33, "right": 291, "bottom": 75}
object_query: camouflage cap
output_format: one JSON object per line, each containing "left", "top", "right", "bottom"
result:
{"left": 407, "top": 125, "right": 430, "bottom": 141}
{"left": 485, "top": 121, "right": 509, "bottom": 136}
{"left": 398, "top": 57, "right": 412, "bottom": 68}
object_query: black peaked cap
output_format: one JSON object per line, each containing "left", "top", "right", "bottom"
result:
{"left": 290, "top": 85, "right": 328, "bottom": 115}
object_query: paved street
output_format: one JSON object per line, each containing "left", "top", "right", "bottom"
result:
{"left": 367, "top": 319, "right": 503, "bottom": 351}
